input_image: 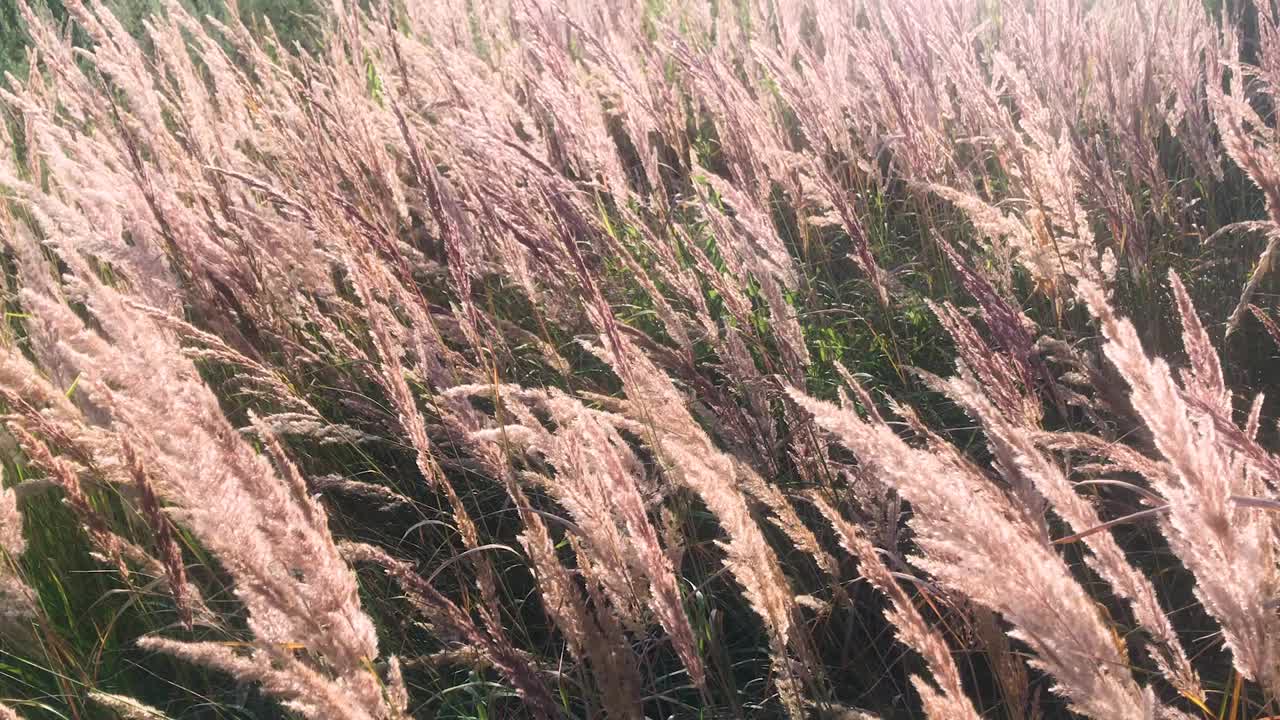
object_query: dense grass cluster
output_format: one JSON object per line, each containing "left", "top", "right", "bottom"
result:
{"left": 3, "top": 0, "right": 1280, "bottom": 718}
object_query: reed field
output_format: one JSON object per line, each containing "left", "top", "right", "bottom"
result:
{"left": 3, "top": 0, "right": 1280, "bottom": 718}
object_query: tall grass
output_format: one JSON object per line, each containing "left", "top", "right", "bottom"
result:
{"left": 1, "top": 0, "right": 1279, "bottom": 718}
